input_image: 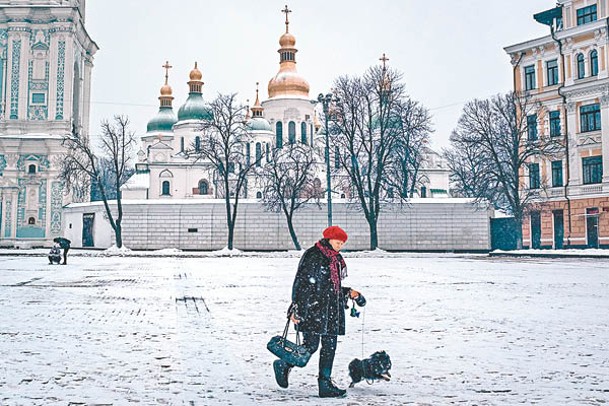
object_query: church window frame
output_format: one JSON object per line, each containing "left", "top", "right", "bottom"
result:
{"left": 161, "top": 180, "right": 171, "bottom": 196}
{"left": 301, "top": 122, "right": 307, "bottom": 144}
{"left": 276, "top": 122, "right": 283, "bottom": 148}
{"left": 198, "top": 179, "right": 209, "bottom": 195}
{"left": 28, "top": 164, "right": 37, "bottom": 174}
{"left": 255, "top": 142, "right": 262, "bottom": 167}
{"left": 195, "top": 136, "right": 201, "bottom": 152}
{"left": 28, "top": 217, "right": 36, "bottom": 225}
{"left": 288, "top": 121, "right": 296, "bottom": 144}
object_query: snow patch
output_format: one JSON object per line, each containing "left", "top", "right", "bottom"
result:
{"left": 103, "top": 245, "right": 132, "bottom": 256}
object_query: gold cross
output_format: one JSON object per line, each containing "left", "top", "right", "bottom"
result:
{"left": 379, "top": 53, "right": 389, "bottom": 70}
{"left": 282, "top": 5, "right": 292, "bottom": 31}
{"left": 162, "top": 61, "right": 172, "bottom": 84}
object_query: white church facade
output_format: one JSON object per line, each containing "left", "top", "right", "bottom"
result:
{"left": 0, "top": 0, "right": 97, "bottom": 247}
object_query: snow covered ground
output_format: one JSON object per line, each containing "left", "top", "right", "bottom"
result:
{"left": 1, "top": 253, "right": 608, "bottom": 405}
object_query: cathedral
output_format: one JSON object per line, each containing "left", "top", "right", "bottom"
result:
{"left": 0, "top": 0, "right": 97, "bottom": 247}
{"left": 122, "top": 7, "right": 317, "bottom": 201}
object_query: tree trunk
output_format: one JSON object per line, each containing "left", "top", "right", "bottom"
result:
{"left": 367, "top": 215, "right": 379, "bottom": 250}
{"left": 115, "top": 223, "right": 123, "bottom": 248}
{"left": 514, "top": 218, "right": 523, "bottom": 250}
{"left": 227, "top": 219, "right": 234, "bottom": 250}
{"left": 286, "top": 215, "right": 301, "bottom": 251}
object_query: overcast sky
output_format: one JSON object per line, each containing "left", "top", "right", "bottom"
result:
{"left": 85, "top": 0, "right": 551, "bottom": 150}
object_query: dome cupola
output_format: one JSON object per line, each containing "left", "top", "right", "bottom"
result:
{"left": 146, "top": 61, "right": 178, "bottom": 132}
{"left": 267, "top": 5, "right": 310, "bottom": 99}
{"left": 177, "top": 62, "right": 213, "bottom": 122}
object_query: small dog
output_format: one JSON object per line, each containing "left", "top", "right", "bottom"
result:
{"left": 348, "top": 350, "right": 392, "bottom": 388}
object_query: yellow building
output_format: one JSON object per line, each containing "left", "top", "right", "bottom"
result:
{"left": 505, "top": 0, "right": 609, "bottom": 249}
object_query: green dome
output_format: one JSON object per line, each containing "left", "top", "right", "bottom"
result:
{"left": 177, "top": 93, "right": 213, "bottom": 121}
{"left": 147, "top": 107, "right": 177, "bottom": 132}
{"left": 247, "top": 117, "right": 272, "bottom": 132}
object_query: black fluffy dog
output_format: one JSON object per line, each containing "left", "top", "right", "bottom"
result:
{"left": 348, "top": 350, "right": 392, "bottom": 388}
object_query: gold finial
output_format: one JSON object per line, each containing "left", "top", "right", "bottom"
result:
{"left": 282, "top": 5, "right": 292, "bottom": 32}
{"left": 162, "top": 61, "right": 172, "bottom": 85}
{"left": 255, "top": 81, "right": 260, "bottom": 102}
{"left": 379, "top": 53, "right": 389, "bottom": 71}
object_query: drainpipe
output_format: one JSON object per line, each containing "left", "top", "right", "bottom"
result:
{"left": 550, "top": 11, "right": 572, "bottom": 248}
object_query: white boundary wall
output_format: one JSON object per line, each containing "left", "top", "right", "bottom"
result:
{"left": 63, "top": 198, "right": 491, "bottom": 251}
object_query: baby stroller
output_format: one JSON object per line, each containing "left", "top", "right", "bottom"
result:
{"left": 48, "top": 245, "right": 61, "bottom": 265}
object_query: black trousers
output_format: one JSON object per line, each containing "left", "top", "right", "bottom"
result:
{"left": 62, "top": 248, "right": 69, "bottom": 264}
{"left": 302, "top": 332, "right": 337, "bottom": 380}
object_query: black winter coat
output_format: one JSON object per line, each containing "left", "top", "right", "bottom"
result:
{"left": 291, "top": 239, "right": 354, "bottom": 336}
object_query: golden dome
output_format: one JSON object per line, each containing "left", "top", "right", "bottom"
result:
{"left": 268, "top": 70, "right": 310, "bottom": 98}
{"left": 160, "top": 83, "right": 172, "bottom": 96}
{"left": 190, "top": 62, "right": 203, "bottom": 81}
{"left": 279, "top": 32, "right": 296, "bottom": 48}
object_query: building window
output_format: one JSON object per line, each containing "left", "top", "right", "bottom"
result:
{"left": 582, "top": 156, "right": 603, "bottom": 184}
{"left": 551, "top": 160, "right": 563, "bottom": 187}
{"left": 255, "top": 142, "right": 262, "bottom": 167}
{"left": 288, "top": 121, "right": 296, "bottom": 144}
{"left": 590, "top": 50, "right": 599, "bottom": 76}
{"left": 276, "top": 122, "right": 283, "bottom": 148}
{"left": 334, "top": 146, "right": 340, "bottom": 169}
{"left": 524, "top": 65, "right": 536, "bottom": 90}
{"left": 28, "top": 217, "right": 36, "bottom": 225}
{"left": 529, "top": 163, "right": 540, "bottom": 189}
{"left": 195, "top": 136, "right": 201, "bottom": 152}
{"left": 180, "top": 137, "right": 185, "bottom": 153}
{"left": 28, "top": 164, "right": 36, "bottom": 174}
{"left": 198, "top": 179, "right": 209, "bottom": 195}
{"left": 576, "top": 5, "right": 597, "bottom": 26}
{"left": 577, "top": 53, "right": 585, "bottom": 79}
{"left": 580, "top": 103, "right": 601, "bottom": 133}
{"left": 266, "top": 143, "right": 270, "bottom": 162}
{"left": 301, "top": 122, "right": 307, "bottom": 144}
{"left": 527, "top": 114, "right": 538, "bottom": 141}
{"left": 549, "top": 110, "right": 561, "bottom": 137}
{"left": 420, "top": 186, "right": 427, "bottom": 198}
{"left": 256, "top": 191, "right": 262, "bottom": 199}
{"left": 161, "top": 180, "right": 170, "bottom": 196}
{"left": 546, "top": 59, "right": 559, "bottom": 86}
{"left": 246, "top": 143, "right": 251, "bottom": 167}
{"left": 31, "top": 92, "right": 46, "bottom": 104}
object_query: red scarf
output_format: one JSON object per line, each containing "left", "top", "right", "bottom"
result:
{"left": 316, "top": 240, "right": 347, "bottom": 293}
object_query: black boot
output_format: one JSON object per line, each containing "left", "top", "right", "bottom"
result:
{"left": 273, "top": 359, "right": 292, "bottom": 388}
{"left": 318, "top": 377, "right": 347, "bottom": 398}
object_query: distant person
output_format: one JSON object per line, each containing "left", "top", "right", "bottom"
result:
{"left": 48, "top": 243, "right": 61, "bottom": 265}
{"left": 272, "top": 225, "right": 366, "bottom": 398}
{"left": 53, "top": 237, "right": 71, "bottom": 265}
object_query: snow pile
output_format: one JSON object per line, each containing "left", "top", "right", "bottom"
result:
{"left": 103, "top": 245, "right": 132, "bottom": 256}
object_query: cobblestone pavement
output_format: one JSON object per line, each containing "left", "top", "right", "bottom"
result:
{"left": 1, "top": 254, "right": 608, "bottom": 405}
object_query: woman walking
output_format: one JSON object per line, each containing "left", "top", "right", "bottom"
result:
{"left": 273, "top": 226, "right": 366, "bottom": 398}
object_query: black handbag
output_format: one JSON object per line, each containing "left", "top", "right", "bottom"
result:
{"left": 267, "top": 318, "right": 311, "bottom": 368}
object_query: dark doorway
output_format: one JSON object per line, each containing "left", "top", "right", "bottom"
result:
{"left": 530, "top": 211, "right": 541, "bottom": 249}
{"left": 553, "top": 210, "right": 564, "bottom": 249}
{"left": 82, "top": 213, "right": 95, "bottom": 247}
{"left": 586, "top": 208, "right": 599, "bottom": 248}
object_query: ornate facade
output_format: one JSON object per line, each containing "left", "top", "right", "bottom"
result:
{"left": 0, "top": 0, "right": 97, "bottom": 246}
{"left": 505, "top": 0, "right": 609, "bottom": 249}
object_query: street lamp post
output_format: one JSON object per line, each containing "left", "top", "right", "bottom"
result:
{"left": 318, "top": 92, "right": 335, "bottom": 227}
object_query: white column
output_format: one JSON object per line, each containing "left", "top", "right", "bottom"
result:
{"left": 602, "top": 94, "right": 609, "bottom": 183}
{"left": 566, "top": 100, "right": 581, "bottom": 185}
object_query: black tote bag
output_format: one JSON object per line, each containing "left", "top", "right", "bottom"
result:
{"left": 267, "top": 318, "right": 311, "bottom": 368}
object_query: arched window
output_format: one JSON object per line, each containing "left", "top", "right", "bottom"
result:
{"left": 590, "top": 50, "right": 599, "bottom": 76}
{"left": 577, "top": 53, "right": 586, "bottom": 79}
{"left": 195, "top": 136, "right": 201, "bottom": 152}
{"left": 256, "top": 191, "right": 262, "bottom": 199}
{"left": 335, "top": 146, "right": 340, "bottom": 169}
{"left": 161, "top": 180, "right": 170, "bottom": 196}
{"left": 28, "top": 164, "right": 36, "bottom": 174}
{"left": 180, "top": 137, "right": 185, "bottom": 152}
{"left": 420, "top": 186, "right": 427, "bottom": 198}
{"left": 28, "top": 217, "right": 36, "bottom": 225}
{"left": 301, "top": 122, "right": 307, "bottom": 144}
{"left": 198, "top": 179, "right": 209, "bottom": 195}
{"left": 310, "top": 124, "right": 314, "bottom": 145}
{"left": 246, "top": 143, "right": 251, "bottom": 167}
{"left": 288, "top": 121, "right": 296, "bottom": 144}
{"left": 266, "top": 143, "right": 270, "bottom": 162}
{"left": 276, "top": 122, "right": 283, "bottom": 148}
{"left": 255, "top": 142, "right": 262, "bottom": 167}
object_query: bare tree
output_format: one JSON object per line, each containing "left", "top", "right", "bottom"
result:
{"left": 260, "top": 144, "right": 318, "bottom": 250}
{"left": 447, "top": 92, "right": 560, "bottom": 248}
{"left": 330, "top": 65, "right": 431, "bottom": 250}
{"left": 191, "top": 93, "right": 253, "bottom": 250}
{"left": 60, "top": 115, "right": 136, "bottom": 248}
{"left": 385, "top": 98, "right": 433, "bottom": 198}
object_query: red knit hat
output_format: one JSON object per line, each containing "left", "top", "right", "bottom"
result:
{"left": 323, "top": 225, "right": 348, "bottom": 242}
